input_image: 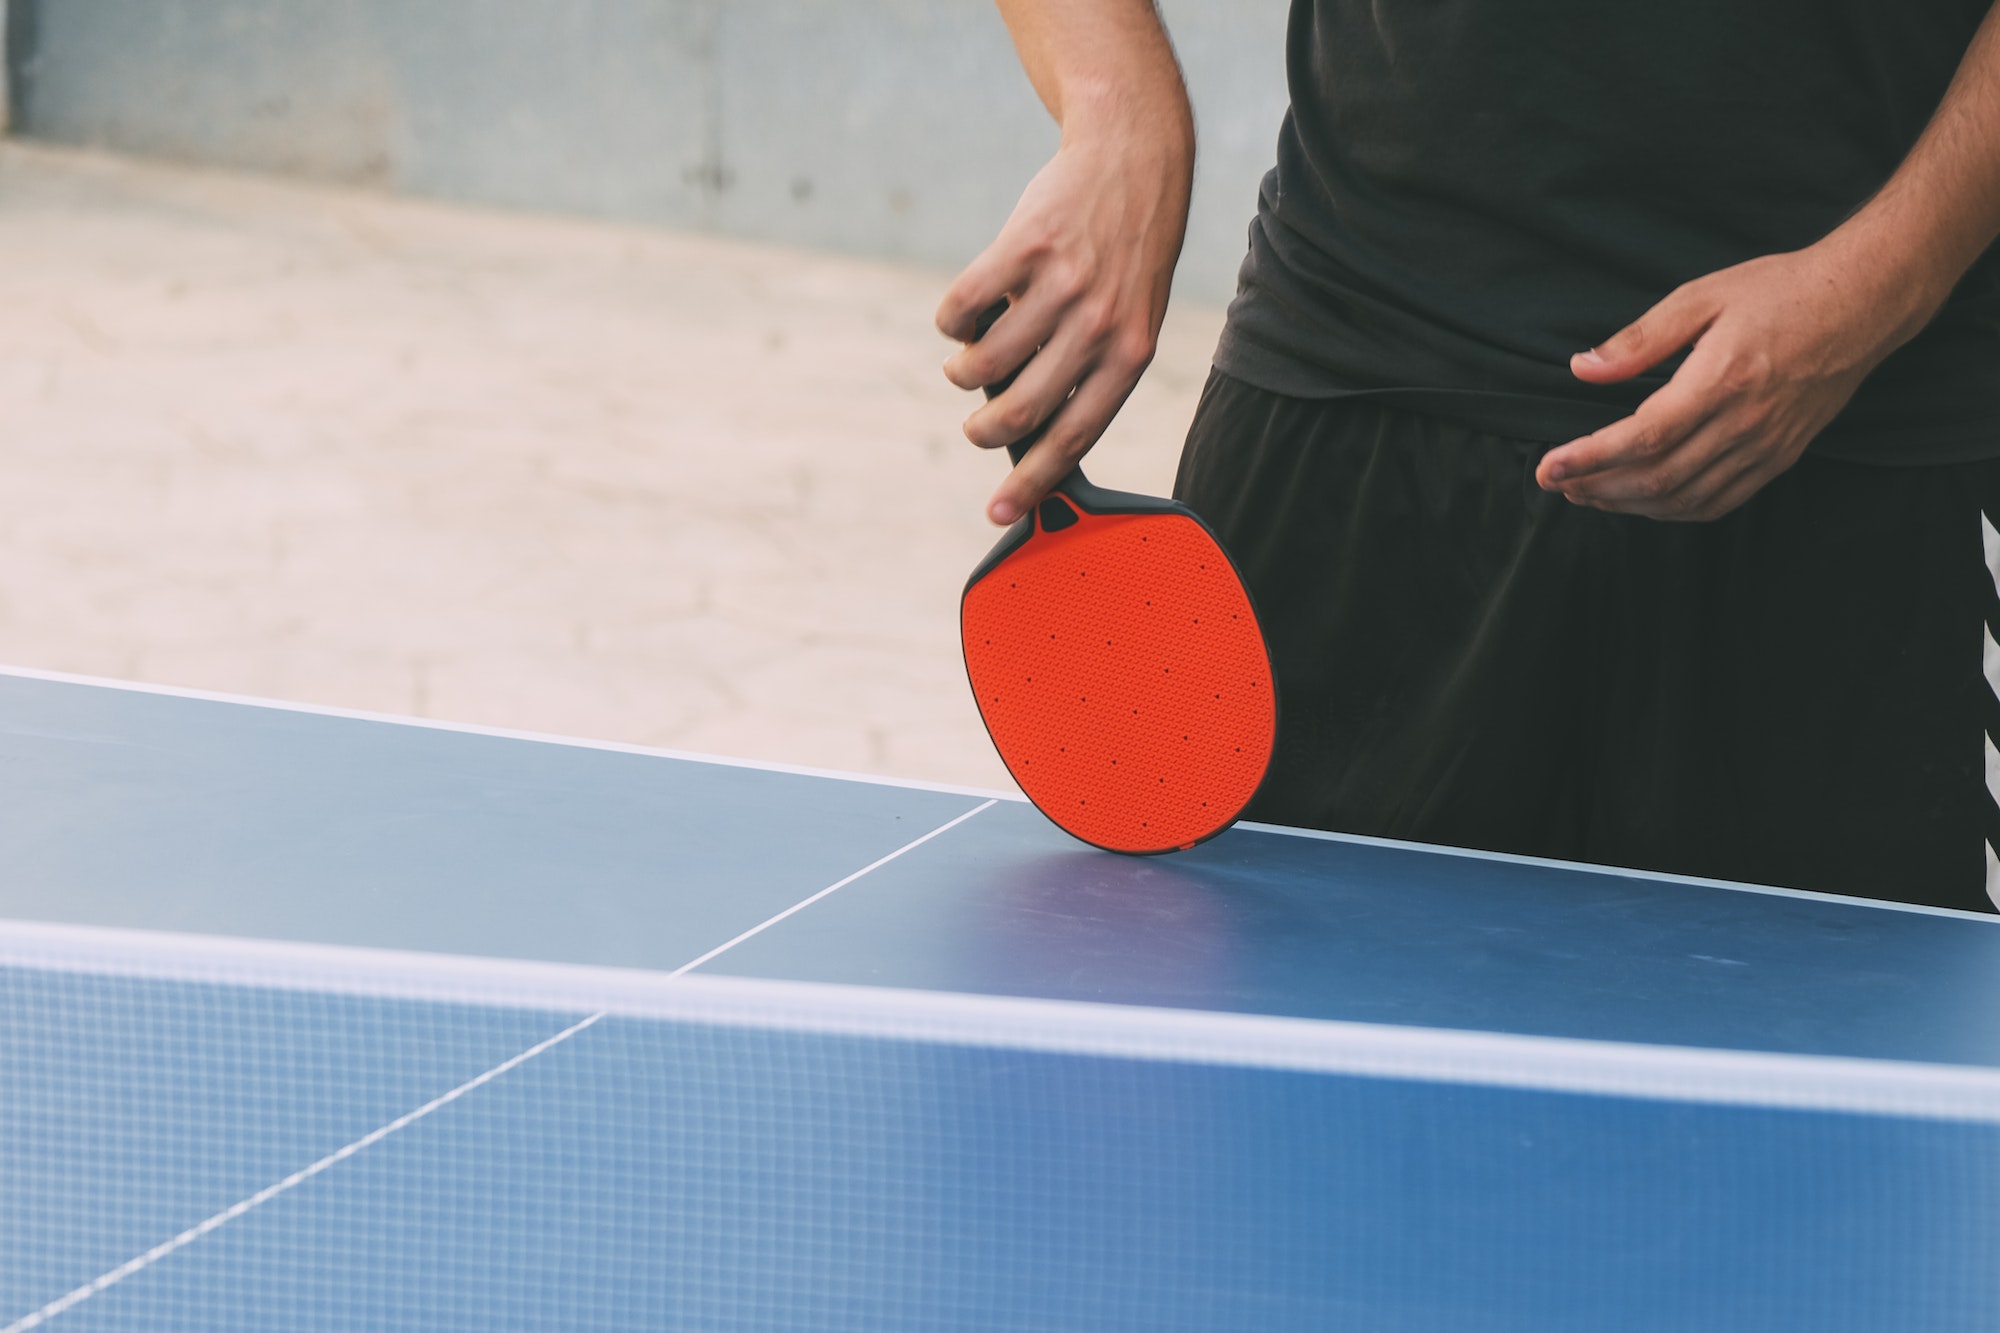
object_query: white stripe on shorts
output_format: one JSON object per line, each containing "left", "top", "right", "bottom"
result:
{"left": 1980, "top": 513, "right": 2000, "bottom": 909}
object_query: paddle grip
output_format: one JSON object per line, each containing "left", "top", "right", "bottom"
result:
{"left": 972, "top": 298, "right": 1048, "bottom": 468}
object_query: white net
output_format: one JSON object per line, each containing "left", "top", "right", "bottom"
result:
{"left": 2, "top": 920, "right": 1997, "bottom": 1332}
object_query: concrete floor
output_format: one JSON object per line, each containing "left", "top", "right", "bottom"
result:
{"left": 0, "top": 141, "right": 1226, "bottom": 789}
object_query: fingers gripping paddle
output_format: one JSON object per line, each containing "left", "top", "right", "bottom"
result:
{"left": 959, "top": 301, "right": 1276, "bottom": 854}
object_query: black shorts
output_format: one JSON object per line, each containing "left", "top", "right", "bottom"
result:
{"left": 1174, "top": 371, "right": 2000, "bottom": 914}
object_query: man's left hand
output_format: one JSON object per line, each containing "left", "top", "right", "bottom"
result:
{"left": 1536, "top": 241, "right": 1930, "bottom": 521}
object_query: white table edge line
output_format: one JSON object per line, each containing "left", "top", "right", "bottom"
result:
{"left": 0, "top": 662, "right": 1024, "bottom": 802}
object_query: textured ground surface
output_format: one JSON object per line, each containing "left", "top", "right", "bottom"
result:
{"left": 0, "top": 142, "right": 1225, "bottom": 788}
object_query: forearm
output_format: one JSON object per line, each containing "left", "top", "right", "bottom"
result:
{"left": 1826, "top": 1, "right": 2000, "bottom": 340}
{"left": 994, "top": 0, "right": 1193, "bottom": 154}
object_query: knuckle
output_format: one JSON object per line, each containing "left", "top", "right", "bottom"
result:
{"left": 1711, "top": 368, "right": 1751, "bottom": 399}
{"left": 1611, "top": 322, "right": 1649, "bottom": 357}
{"left": 1671, "top": 279, "right": 1718, "bottom": 317}
{"left": 936, "top": 288, "right": 979, "bottom": 336}
{"left": 1015, "top": 219, "right": 1060, "bottom": 265}
{"left": 1041, "top": 264, "right": 1087, "bottom": 306}
{"left": 1075, "top": 299, "right": 1118, "bottom": 344}
{"left": 1714, "top": 355, "right": 1771, "bottom": 399}
{"left": 1057, "top": 429, "right": 1095, "bottom": 463}
{"left": 1036, "top": 422, "right": 1092, "bottom": 465}
{"left": 1110, "top": 328, "right": 1157, "bottom": 374}
{"left": 996, "top": 400, "right": 1041, "bottom": 437}
{"left": 1627, "top": 424, "right": 1665, "bottom": 458}
{"left": 1036, "top": 445, "right": 1078, "bottom": 480}
{"left": 1633, "top": 470, "right": 1672, "bottom": 501}
{"left": 1733, "top": 405, "right": 1773, "bottom": 440}
{"left": 1663, "top": 488, "right": 1705, "bottom": 519}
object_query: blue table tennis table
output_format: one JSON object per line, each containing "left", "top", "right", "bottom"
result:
{"left": 0, "top": 665, "right": 1996, "bottom": 1331}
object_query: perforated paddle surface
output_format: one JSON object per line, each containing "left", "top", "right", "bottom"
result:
{"left": 962, "top": 508, "right": 1275, "bottom": 853}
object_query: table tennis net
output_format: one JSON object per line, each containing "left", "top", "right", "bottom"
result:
{"left": 0, "top": 926, "right": 1393, "bottom": 1333}
{"left": 3, "top": 922, "right": 1998, "bottom": 1333}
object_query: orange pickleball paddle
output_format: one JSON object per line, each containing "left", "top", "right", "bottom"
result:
{"left": 959, "top": 301, "right": 1276, "bottom": 853}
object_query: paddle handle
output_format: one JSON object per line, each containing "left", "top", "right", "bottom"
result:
{"left": 973, "top": 299, "right": 1049, "bottom": 468}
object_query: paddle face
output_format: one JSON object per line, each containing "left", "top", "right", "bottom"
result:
{"left": 961, "top": 476, "right": 1276, "bottom": 854}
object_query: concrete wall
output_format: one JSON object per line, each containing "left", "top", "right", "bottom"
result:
{"left": 1, "top": 1, "right": 12, "bottom": 134}
{"left": 2, "top": 0, "right": 1288, "bottom": 303}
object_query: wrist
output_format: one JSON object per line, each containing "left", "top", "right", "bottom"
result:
{"left": 1823, "top": 189, "right": 1981, "bottom": 341}
{"left": 1054, "top": 64, "right": 1194, "bottom": 166}
{"left": 1811, "top": 211, "right": 1959, "bottom": 359}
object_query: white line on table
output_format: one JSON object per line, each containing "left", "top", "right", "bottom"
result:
{"left": 0, "top": 796, "right": 997, "bottom": 1331}
{"left": 0, "top": 1012, "right": 605, "bottom": 1333}
{"left": 669, "top": 798, "right": 998, "bottom": 976}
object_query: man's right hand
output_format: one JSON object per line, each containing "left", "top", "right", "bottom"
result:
{"left": 935, "top": 1, "right": 1195, "bottom": 526}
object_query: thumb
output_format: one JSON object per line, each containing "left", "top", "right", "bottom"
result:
{"left": 1571, "top": 285, "right": 1715, "bottom": 384}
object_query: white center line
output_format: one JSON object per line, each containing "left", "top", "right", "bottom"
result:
{"left": 669, "top": 799, "right": 999, "bottom": 977}
{"left": 3, "top": 796, "right": 997, "bottom": 1330}
{"left": 2, "top": 1011, "right": 606, "bottom": 1333}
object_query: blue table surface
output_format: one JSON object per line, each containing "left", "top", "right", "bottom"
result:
{"left": 5, "top": 670, "right": 2000, "bottom": 1333}
{"left": 0, "top": 668, "right": 1995, "bottom": 1069}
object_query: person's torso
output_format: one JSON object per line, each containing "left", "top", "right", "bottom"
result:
{"left": 1216, "top": 0, "right": 2000, "bottom": 461}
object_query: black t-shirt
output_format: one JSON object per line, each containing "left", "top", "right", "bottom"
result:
{"left": 1215, "top": 0, "right": 2000, "bottom": 463}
